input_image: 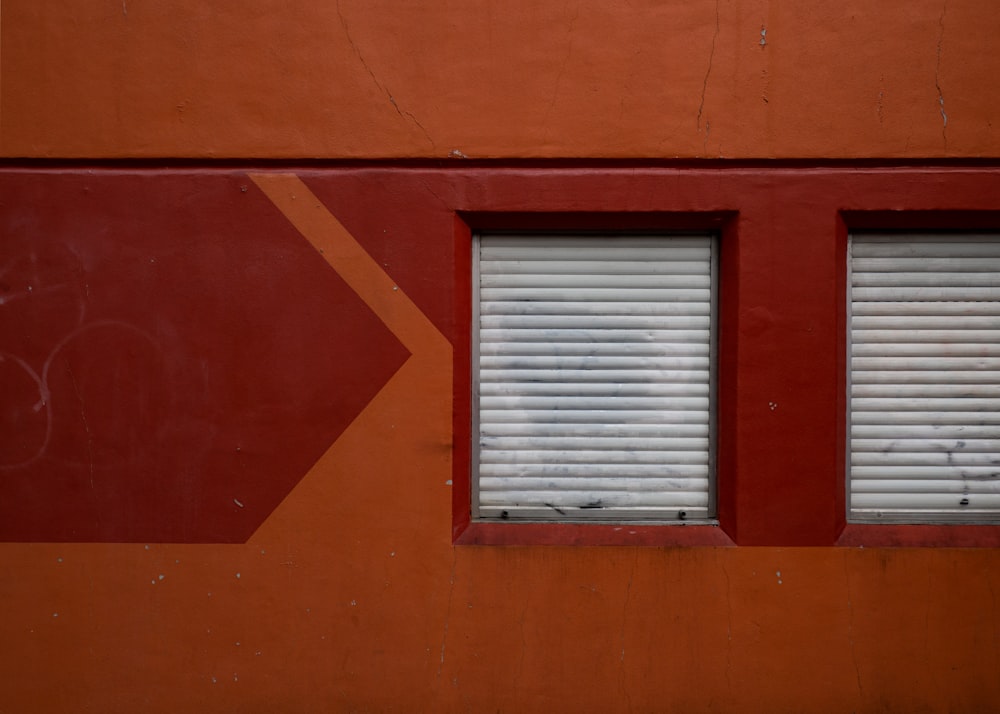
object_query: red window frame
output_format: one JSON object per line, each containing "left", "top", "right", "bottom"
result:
{"left": 449, "top": 166, "right": 1000, "bottom": 547}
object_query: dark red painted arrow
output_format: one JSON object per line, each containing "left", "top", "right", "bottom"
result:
{"left": 0, "top": 171, "right": 410, "bottom": 542}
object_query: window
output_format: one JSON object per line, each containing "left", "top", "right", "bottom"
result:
{"left": 471, "top": 233, "right": 717, "bottom": 523}
{"left": 847, "top": 233, "right": 1000, "bottom": 523}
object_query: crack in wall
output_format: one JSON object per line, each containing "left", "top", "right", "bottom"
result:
{"left": 617, "top": 552, "right": 637, "bottom": 712}
{"left": 722, "top": 557, "right": 733, "bottom": 694}
{"left": 336, "top": 0, "right": 436, "bottom": 149}
{"left": 436, "top": 548, "right": 457, "bottom": 680}
{"left": 935, "top": 1, "right": 949, "bottom": 148}
{"left": 696, "top": 0, "right": 721, "bottom": 135}
{"left": 877, "top": 74, "right": 885, "bottom": 127}
{"left": 512, "top": 597, "right": 528, "bottom": 693}
{"left": 843, "top": 554, "right": 864, "bottom": 700}
{"left": 542, "top": 6, "right": 581, "bottom": 139}
{"left": 66, "top": 366, "right": 95, "bottom": 490}
{"left": 989, "top": 578, "right": 999, "bottom": 673}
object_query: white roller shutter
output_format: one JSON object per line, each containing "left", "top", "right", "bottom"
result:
{"left": 473, "top": 234, "right": 717, "bottom": 522}
{"left": 848, "top": 234, "right": 1000, "bottom": 522}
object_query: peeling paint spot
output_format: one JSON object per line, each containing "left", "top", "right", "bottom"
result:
{"left": 759, "top": 27, "right": 767, "bottom": 47}
{"left": 235, "top": 572, "right": 241, "bottom": 579}
{"left": 445, "top": 479, "right": 452, "bottom": 485}
{"left": 233, "top": 498, "right": 245, "bottom": 508}
{"left": 448, "top": 149, "right": 468, "bottom": 159}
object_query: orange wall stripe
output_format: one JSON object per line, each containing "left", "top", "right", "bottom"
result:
{"left": 249, "top": 172, "right": 450, "bottom": 360}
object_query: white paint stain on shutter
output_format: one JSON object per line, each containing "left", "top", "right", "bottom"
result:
{"left": 849, "top": 234, "right": 1000, "bottom": 522}
{"left": 473, "top": 235, "right": 716, "bottom": 522}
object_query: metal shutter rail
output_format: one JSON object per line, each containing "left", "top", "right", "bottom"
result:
{"left": 473, "top": 235, "right": 716, "bottom": 521}
{"left": 848, "top": 235, "right": 1000, "bottom": 522}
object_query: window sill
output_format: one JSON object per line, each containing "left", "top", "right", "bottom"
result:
{"left": 454, "top": 521, "right": 735, "bottom": 546}
{"left": 837, "top": 524, "right": 1000, "bottom": 548}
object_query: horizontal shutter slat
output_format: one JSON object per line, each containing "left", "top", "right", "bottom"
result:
{"left": 481, "top": 304, "right": 711, "bottom": 319}
{"left": 480, "top": 409, "right": 710, "bottom": 425}
{"left": 481, "top": 381, "right": 709, "bottom": 397}
{"left": 480, "top": 436, "right": 709, "bottom": 451}
{"left": 851, "top": 438, "right": 1000, "bottom": 453}
{"left": 852, "top": 411, "right": 1000, "bottom": 425}
{"left": 849, "top": 234, "right": 1000, "bottom": 522}
{"left": 850, "top": 256, "right": 1000, "bottom": 272}
{"left": 481, "top": 287, "right": 711, "bottom": 302}
{"left": 480, "top": 355, "right": 710, "bottom": 370}
{"left": 480, "top": 422, "right": 710, "bottom": 438}
{"left": 852, "top": 397, "right": 1000, "bottom": 412}
{"left": 853, "top": 370, "right": 1000, "bottom": 385}
{"left": 852, "top": 465, "right": 1000, "bottom": 479}
{"left": 478, "top": 490, "right": 710, "bottom": 508}
{"left": 475, "top": 234, "right": 715, "bottom": 521}
{"left": 851, "top": 329, "right": 1000, "bottom": 343}
{"left": 852, "top": 343, "right": 1000, "bottom": 357}
{"left": 480, "top": 464, "right": 710, "bottom": 478}
{"left": 853, "top": 384, "right": 1000, "bottom": 398}
{"left": 853, "top": 316, "right": 1000, "bottom": 329}
{"left": 852, "top": 239, "right": 1000, "bottom": 258}
{"left": 479, "top": 395, "right": 710, "bottom": 411}
{"left": 481, "top": 259, "right": 709, "bottom": 275}
{"left": 480, "top": 273, "right": 710, "bottom": 289}
{"left": 853, "top": 480, "right": 1000, "bottom": 494}
{"left": 480, "top": 449, "right": 710, "bottom": 465}
{"left": 479, "top": 478, "right": 711, "bottom": 493}
{"left": 853, "top": 271, "right": 1000, "bottom": 287}
{"left": 852, "top": 451, "right": 1000, "bottom": 467}
{"left": 853, "top": 286, "right": 1000, "bottom": 301}
{"left": 852, "top": 424, "right": 1000, "bottom": 439}
{"left": 852, "top": 356, "right": 1000, "bottom": 370}
{"left": 852, "top": 494, "right": 1000, "bottom": 510}
{"left": 852, "top": 301, "right": 1000, "bottom": 316}
{"left": 480, "top": 328, "right": 709, "bottom": 343}
{"left": 479, "top": 370, "right": 707, "bottom": 385}
{"left": 480, "top": 239, "right": 709, "bottom": 260}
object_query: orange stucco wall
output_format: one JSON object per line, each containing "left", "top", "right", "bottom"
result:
{"left": 2, "top": 2, "right": 1000, "bottom": 712}
{"left": 3, "top": 0, "right": 999, "bottom": 159}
